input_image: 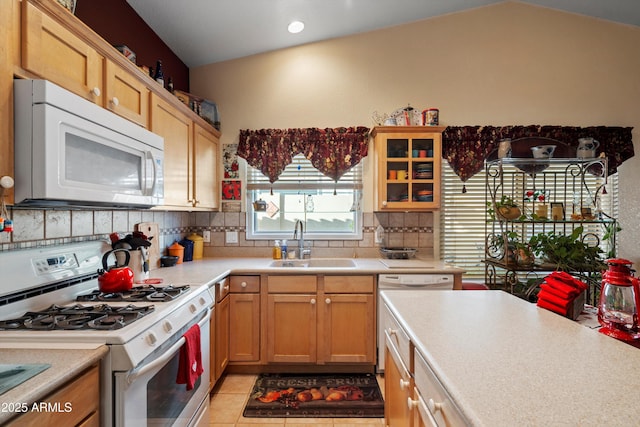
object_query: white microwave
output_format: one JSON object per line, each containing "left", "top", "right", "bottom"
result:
{"left": 14, "top": 79, "right": 164, "bottom": 208}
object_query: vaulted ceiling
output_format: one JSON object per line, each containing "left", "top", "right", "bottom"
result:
{"left": 126, "top": 0, "right": 640, "bottom": 67}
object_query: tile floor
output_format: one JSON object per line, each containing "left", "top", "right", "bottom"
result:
{"left": 209, "top": 374, "right": 386, "bottom": 426}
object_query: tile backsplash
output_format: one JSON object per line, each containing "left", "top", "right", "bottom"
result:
{"left": 1, "top": 208, "right": 435, "bottom": 259}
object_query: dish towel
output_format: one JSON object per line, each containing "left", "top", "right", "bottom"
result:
{"left": 176, "top": 324, "right": 203, "bottom": 390}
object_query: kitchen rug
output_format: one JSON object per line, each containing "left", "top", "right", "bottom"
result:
{"left": 243, "top": 373, "right": 384, "bottom": 418}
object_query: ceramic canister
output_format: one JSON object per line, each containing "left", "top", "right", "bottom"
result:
{"left": 423, "top": 108, "right": 439, "bottom": 126}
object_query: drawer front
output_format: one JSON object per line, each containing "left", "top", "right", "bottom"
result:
{"left": 382, "top": 303, "right": 411, "bottom": 370}
{"left": 413, "top": 387, "right": 439, "bottom": 427}
{"left": 324, "top": 275, "right": 374, "bottom": 293}
{"left": 230, "top": 275, "right": 260, "bottom": 293}
{"left": 267, "top": 275, "right": 317, "bottom": 293}
{"left": 414, "top": 350, "right": 468, "bottom": 427}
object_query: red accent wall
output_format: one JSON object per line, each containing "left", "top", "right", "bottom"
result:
{"left": 75, "top": 0, "right": 189, "bottom": 92}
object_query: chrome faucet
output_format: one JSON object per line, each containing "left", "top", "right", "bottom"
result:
{"left": 293, "top": 220, "right": 311, "bottom": 259}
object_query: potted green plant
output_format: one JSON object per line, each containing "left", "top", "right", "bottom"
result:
{"left": 528, "top": 226, "right": 606, "bottom": 272}
{"left": 487, "top": 195, "right": 522, "bottom": 221}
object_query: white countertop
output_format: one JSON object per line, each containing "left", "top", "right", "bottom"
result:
{"left": 144, "top": 256, "right": 465, "bottom": 288}
{"left": 0, "top": 344, "right": 108, "bottom": 424}
{"left": 380, "top": 290, "right": 640, "bottom": 426}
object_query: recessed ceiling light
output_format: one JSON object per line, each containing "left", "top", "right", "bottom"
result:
{"left": 288, "top": 20, "right": 305, "bottom": 34}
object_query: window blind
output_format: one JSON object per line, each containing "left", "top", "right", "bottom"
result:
{"left": 247, "top": 154, "right": 363, "bottom": 190}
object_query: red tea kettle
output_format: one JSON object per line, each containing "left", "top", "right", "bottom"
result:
{"left": 97, "top": 249, "right": 134, "bottom": 293}
{"left": 598, "top": 258, "right": 640, "bottom": 341}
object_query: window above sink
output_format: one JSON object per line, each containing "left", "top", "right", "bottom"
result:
{"left": 246, "top": 154, "right": 363, "bottom": 241}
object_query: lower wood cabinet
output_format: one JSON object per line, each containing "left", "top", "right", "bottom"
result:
{"left": 384, "top": 340, "right": 413, "bottom": 427}
{"left": 228, "top": 275, "right": 261, "bottom": 362}
{"left": 322, "top": 276, "right": 376, "bottom": 363}
{"left": 266, "top": 275, "right": 375, "bottom": 364}
{"left": 7, "top": 364, "right": 100, "bottom": 427}
{"left": 214, "top": 278, "right": 230, "bottom": 380}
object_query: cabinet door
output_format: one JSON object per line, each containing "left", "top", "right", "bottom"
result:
{"left": 266, "top": 293, "right": 317, "bottom": 363}
{"left": 229, "top": 293, "right": 260, "bottom": 362}
{"left": 22, "top": 1, "right": 103, "bottom": 104}
{"left": 150, "top": 93, "right": 192, "bottom": 208}
{"left": 7, "top": 364, "right": 100, "bottom": 427}
{"left": 215, "top": 293, "right": 230, "bottom": 379}
{"left": 373, "top": 126, "right": 443, "bottom": 211}
{"left": 104, "top": 59, "right": 150, "bottom": 128}
{"left": 209, "top": 305, "right": 216, "bottom": 390}
{"left": 321, "top": 293, "right": 375, "bottom": 363}
{"left": 384, "top": 338, "right": 413, "bottom": 427}
{"left": 193, "top": 124, "right": 219, "bottom": 209}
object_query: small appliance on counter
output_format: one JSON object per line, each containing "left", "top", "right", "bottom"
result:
{"left": 598, "top": 258, "right": 640, "bottom": 342}
{"left": 379, "top": 247, "right": 417, "bottom": 259}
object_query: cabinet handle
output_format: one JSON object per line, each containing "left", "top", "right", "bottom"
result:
{"left": 407, "top": 397, "right": 418, "bottom": 410}
{"left": 111, "top": 96, "right": 119, "bottom": 106}
{"left": 310, "top": 298, "right": 316, "bottom": 305}
{"left": 399, "top": 379, "right": 410, "bottom": 390}
{"left": 382, "top": 201, "right": 388, "bottom": 207}
{"left": 325, "top": 298, "right": 331, "bottom": 304}
{"left": 91, "top": 87, "right": 101, "bottom": 97}
{"left": 427, "top": 398, "right": 443, "bottom": 413}
{"left": 223, "top": 285, "right": 229, "bottom": 291}
{"left": 387, "top": 327, "right": 397, "bottom": 336}
{"left": 241, "top": 281, "right": 247, "bottom": 288}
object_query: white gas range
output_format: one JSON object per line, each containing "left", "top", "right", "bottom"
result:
{"left": 0, "top": 241, "right": 213, "bottom": 426}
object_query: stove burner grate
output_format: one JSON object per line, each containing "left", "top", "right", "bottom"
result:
{"left": 76, "top": 285, "right": 190, "bottom": 303}
{"left": 0, "top": 303, "right": 155, "bottom": 331}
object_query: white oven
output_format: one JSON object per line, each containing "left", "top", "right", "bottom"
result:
{"left": 14, "top": 79, "right": 164, "bottom": 208}
{"left": 0, "top": 242, "right": 212, "bottom": 427}
{"left": 114, "top": 310, "right": 211, "bottom": 427}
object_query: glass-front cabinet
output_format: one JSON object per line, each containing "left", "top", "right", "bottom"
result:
{"left": 372, "top": 126, "right": 445, "bottom": 211}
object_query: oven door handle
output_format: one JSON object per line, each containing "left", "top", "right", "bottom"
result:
{"left": 126, "top": 309, "right": 211, "bottom": 385}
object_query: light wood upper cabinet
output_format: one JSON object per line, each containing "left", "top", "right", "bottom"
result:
{"left": 104, "top": 59, "right": 150, "bottom": 127}
{"left": 11, "top": 0, "right": 221, "bottom": 209}
{"left": 372, "top": 126, "right": 445, "bottom": 211}
{"left": 150, "top": 93, "right": 193, "bottom": 209}
{"left": 0, "top": 0, "right": 20, "bottom": 204}
{"left": 150, "top": 94, "right": 220, "bottom": 210}
{"left": 192, "top": 124, "right": 220, "bottom": 210}
{"left": 22, "top": 0, "right": 103, "bottom": 104}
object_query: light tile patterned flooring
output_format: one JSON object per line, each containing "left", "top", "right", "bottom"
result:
{"left": 209, "top": 374, "right": 386, "bottom": 427}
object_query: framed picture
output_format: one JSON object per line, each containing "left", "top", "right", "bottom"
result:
{"left": 222, "top": 180, "right": 241, "bottom": 200}
{"left": 551, "top": 202, "right": 565, "bottom": 220}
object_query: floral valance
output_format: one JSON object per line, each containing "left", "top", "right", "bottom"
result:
{"left": 238, "top": 127, "right": 370, "bottom": 183}
{"left": 442, "top": 125, "right": 634, "bottom": 183}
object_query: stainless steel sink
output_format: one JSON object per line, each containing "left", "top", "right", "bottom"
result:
{"left": 269, "top": 259, "right": 356, "bottom": 268}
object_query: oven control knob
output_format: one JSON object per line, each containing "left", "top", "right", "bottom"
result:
{"left": 163, "top": 320, "right": 173, "bottom": 333}
{"left": 199, "top": 296, "right": 206, "bottom": 306}
{"left": 189, "top": 303, "right": 197, "bottom": 313}
{"left": 147, "top": 332, "right": 158, "bottom": 346}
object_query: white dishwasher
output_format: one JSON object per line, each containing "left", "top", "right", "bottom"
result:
{"left": 377, "top": 273, "right": 453, "bottom": 372}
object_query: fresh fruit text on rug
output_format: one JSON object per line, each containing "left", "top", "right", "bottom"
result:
{"left": 243, "top": 373, "right": 384, "bottom": 418}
